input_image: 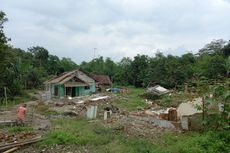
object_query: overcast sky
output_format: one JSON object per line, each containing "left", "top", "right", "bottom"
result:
{"left": 1, "top": 0, "right": 230, "bottom": 63}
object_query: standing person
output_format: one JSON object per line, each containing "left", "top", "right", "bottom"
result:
{"left": 17, "top": 104, "right": 27, "bottom": 126}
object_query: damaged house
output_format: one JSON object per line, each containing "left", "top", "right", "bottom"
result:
{"left": 89, "top": 74, "right": 112, "bottom": 91}
{"left": 44, "top": 69, "right": 96, "bottom": 98}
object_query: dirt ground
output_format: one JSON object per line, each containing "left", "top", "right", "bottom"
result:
{"left": 15, "top": 144, "right": 92, "bottom": 153}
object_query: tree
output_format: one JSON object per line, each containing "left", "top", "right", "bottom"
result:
{"left": 0, "top": 11, "right": 10, "bottom": 75}
{"left": 198, "top": 39, "right": 227, "bottom": 56}
{"left": 60, "top": 57, "right": 78, "bottom": 72}
{"left": 226, "top": 56, "right": 230, "bottom": 77}
{"left": 0, "top": 11, "right": 16, "bottom": 101}
{"left": 115, "top": 57, "right": 132, "bottom": 85}
{"left": 47, "top": 55, "right": 61, "bottom": 75}
{"left": 28, "top": 46, "right": 49, "bottom": 67}
{"left": 0, "top": 11, "right": 8, "bottom": 44}
{"left": 131, "top": 54, "right": 149, "bottom": 87}
{"left": 89, "top": 56, "right": 105, "bottom": 74}
{"left": 221, "top": 41, "right": 230, "bottom": 57}
{"left": 180, "top": 53, "right": 195, "bottom": 81}
{"left": 26, "top": 67, "right": 47, "bottom": 88}
{"left": 104, "top": 57, "right": 117, "bottom": 77}
{"left": 194, "top": 55, "right": 227, "bottom": 79}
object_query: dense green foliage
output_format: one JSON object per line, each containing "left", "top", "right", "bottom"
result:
{"left": 0, "top": 45, "right": 77, "bottom": 101}
{"left": 80, "top": 42, "right": 229, "bottom": 88}
{"left": 155, "top": 131, "right": 230, "bottom": 153}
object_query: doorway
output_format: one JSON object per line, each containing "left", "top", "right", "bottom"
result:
{"left": 54, "top": 86, "right": 58, "bottom": 96}
{"left": 66, "top": 87, "right": 76, "bottom": 97}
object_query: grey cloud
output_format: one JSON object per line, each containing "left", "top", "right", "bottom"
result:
{"left": 1, "top": 0, "right": 230, "bottom": 63}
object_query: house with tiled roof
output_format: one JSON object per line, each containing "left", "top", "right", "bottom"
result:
{"left": 89, "top": 74, "right": 112, "bottom": 91}
{"left": 44, "top": 69, "right": 96, "bottom": 98}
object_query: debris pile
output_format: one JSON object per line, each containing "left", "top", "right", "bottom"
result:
{"left": 177, "top": 97, "right": 202, "bottom": 119}
{"left": 145, "top": 107, "right": 178, "bottom": 121}
{"left": 0, "top": 131, "right": 36, "bottom": 145}
{"left": 0, "top": 134, "right": 41, "bottom": 152}
{"left": 146, "top": 85, "right": 169, "bottom": 95}
{"left": 48, "top": 94, "right": 111, "bottom": 118}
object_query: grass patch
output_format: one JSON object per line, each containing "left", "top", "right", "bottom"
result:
{"left": 8, "top": 126, "right": 34, "bottom": 133}
{"left": 39, "top": 130, "right": 77, "bottom": 146}
{"left": 39, "top": 118, "right": 230, "bottom": 153}
{"left": 110, "top": 87, "right": 148, "bottom": 111}
{"left": 154, "top": 131, "right": 230, "bottom": 153}
{"left": 39, "top": 119, "right": 157, "bottom": 153}
{"left": 39, "top": 119, "right": 116, "bottom": 147}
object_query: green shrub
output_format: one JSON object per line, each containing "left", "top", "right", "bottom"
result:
{"left": 154, "top": 131, "right": 230, "bottom": 153}
{"left": 39, "top": 130, "right": 77, "bottom": 146}
{"left": 42, "top": 110, "right": 61, "bottom": 116}
{"left": 141, "top": 92, "right": 161, "bottom": 100}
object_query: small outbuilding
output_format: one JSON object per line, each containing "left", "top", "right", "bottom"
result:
{"left": 44, "top": 69, "right": 96, "bottom": 98}
{"left": 89, "top": 74, "right": 112, "bottom": 91}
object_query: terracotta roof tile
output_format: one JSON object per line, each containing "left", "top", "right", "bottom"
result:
{"left": 90, "top": 74, "right": 112, "bottom": 85}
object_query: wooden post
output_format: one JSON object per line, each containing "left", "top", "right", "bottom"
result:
{"left": 185, "top": 84, "right": 188, "bottom": 94}
{"left": 4, "top": 87, "right": 7, "bottom": 109}
{"left": 202, "top": 96, "right": 205, "bottom": 132}
{"left": 31, "top": 106, "right": 34, "bottom": 126}
{"left": 65, "top": 86, "right": 66, "bottom": 97}
{"left": 111, "top": 77, "right": 113, "bottom": 94}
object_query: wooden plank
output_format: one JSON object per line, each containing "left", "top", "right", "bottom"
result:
{"left": 0, "top": 136, "right": 42, "bottom": 152}
{"left": 3, "top": 147, "right": 18, "bottom": 153}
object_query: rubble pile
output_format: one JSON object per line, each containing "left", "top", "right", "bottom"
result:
{"left": 103, "top": 111, "right": 179, "bottom": 139}
{"left": 124, "top": 119, "right": 170, "bottom": 139}
{"left": 47, "top": 94, "right": 111, "bottom": 119}
{"left": 123, "top": 112, "right": 179, "bottom": 138}
{"left": 0, "top": 131, "right": 37, "bottom": 145}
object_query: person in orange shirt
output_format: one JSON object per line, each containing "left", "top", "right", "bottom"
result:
{"left": 17, "top": 104, "right": 27, "bottom": 126}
